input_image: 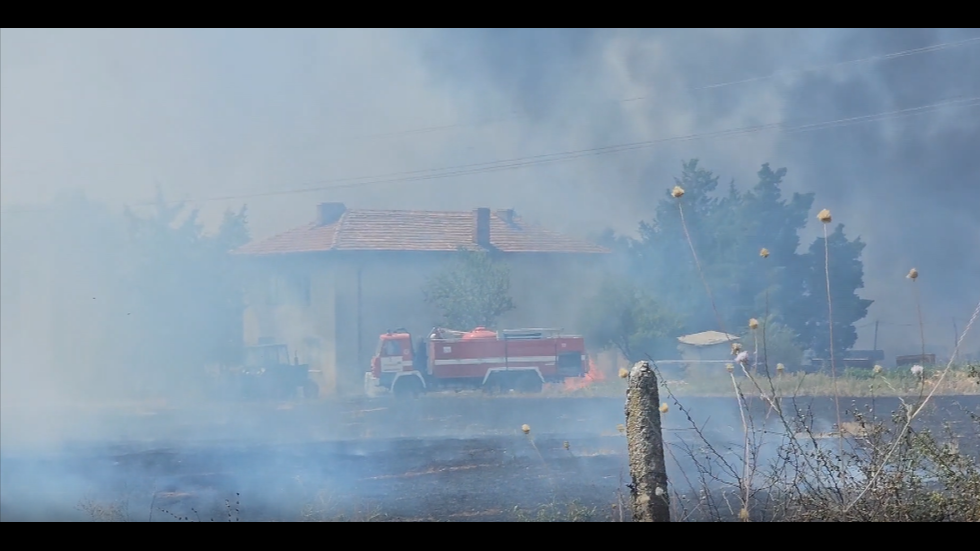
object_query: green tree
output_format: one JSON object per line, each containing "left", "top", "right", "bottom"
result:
{"left": 579, "top": 276, "right": 684, "bottom": 362}
{"left": 119, "top": 188, "right": 251, "bottom": 395}
{"left": 602, "top": 159, "right": 871, "bottom": 361}
{"left": 787, "top": 223, "right": 874, "bottom": 359}
{"left": 422, "top": 247, "right": 515, "bottom": 330}
{"left": 722, "top": 163, "right": 815, "bottom": 324}
{"left": 630, "top": 159, "right": 729, "bottom": 332}
{"left": 0, "top": 188, "right": 252, "bottom": 401}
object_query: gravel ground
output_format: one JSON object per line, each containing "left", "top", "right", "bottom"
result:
{"left": 1, "top": 394, "right": 976, "bottom": 521}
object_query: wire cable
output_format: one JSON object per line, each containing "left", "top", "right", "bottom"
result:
{"left": 353, "top": 35, "right": 980, "bottom": 140}
{"left": 2, "top": 95, "right": 976, "bottom": 213}
{"left": 138, "top": 95, "right": 980, "bottom": 206}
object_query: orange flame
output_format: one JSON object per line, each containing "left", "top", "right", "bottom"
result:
{"left": 565, "top": 356, "right": 605, "bottom": 391}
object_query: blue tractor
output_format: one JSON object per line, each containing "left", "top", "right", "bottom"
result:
{"left": 213, "top": 342, "right": 319, "bottom": 401}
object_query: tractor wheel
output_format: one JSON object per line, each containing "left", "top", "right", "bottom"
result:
{"left": 303, "top": 381, "right": 319, "bottom": 400}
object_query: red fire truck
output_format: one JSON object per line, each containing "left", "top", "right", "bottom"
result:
{"left": 364, "top": 326, "right": 589, "bottom": 398}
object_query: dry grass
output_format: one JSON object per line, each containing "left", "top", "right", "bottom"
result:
{"left": 529, "top": 367, "right": 980, "bottom": 399}
{"left": 76, "top": 496, "right": 131, "bottom": 522}
{"left": 671, "top": 368, "right": 980, "bottom": 397}
{"left": 300, "top": 490, "right": 388, "bottom": 522}
{"left": 513, "top": 499, "right": 601, "bottom": 522}
{"left": 642, "top": 356, "right": 980, "bottom": 522}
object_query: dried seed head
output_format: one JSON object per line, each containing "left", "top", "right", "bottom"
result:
{"left": 873, "top": 364, "right": 883, "bottom": 374}
{"left": 817, "top": 209, "right": 832, "bottom": 223}
{"left": 759, "top": 248, "right": 770, "bottom": 258}
{"left": 725, "top": 363, "right": 735, "bottom": 373}
{"left": 616, "top": 424, "right": 625, "bottom": 433}
{"left": 563, "top": 441, "right": 570, "bottom": 450}
{"left": 618, "top": 367, "right": 629, "bottom": 379}
{"left": 749, "top": 318, "right": 759, "bottom": 330}
{"left": 776, "top": 363, "right": 785, "bottom": 371}
{"left": 659, "top": 403, "right": 669, "bottom": 414}
{"left": 521, "top": 424, "right": 530, "bottom": 435}
{"left": 907, "top": 268, "right": 918, "bottom": 280}
{"left": 731, "top": 342, "right": 742, "bottom": 354}
{"left": 671, "top": 185, "right": 685, "bottom": 198}
{"left": 739, "top": 507, "right": 750, "bottom": 521}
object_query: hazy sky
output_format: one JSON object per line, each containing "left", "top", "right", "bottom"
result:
{"left": 2, "top": 28, "right": 978, "bottom": 357}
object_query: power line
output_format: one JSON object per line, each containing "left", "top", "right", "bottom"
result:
{"left": 135, "top": 95, "right": 980, "bottom": 206}
{"left": 352, "top": 35, "right": 980, "bottom": 140}
{"left": 3, "top": 95, "right": 976, "bottom": 215}
{"left": 654, "top": 35, "right": 980, "bottom": 95}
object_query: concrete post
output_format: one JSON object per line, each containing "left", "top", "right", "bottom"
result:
{"left": 625, "top": 360, "right": 670, "bottom": 522}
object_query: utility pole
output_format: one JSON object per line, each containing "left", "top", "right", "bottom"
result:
{"left": 872, "top": 320, "right": 879, "bottom": 351}
{"left": 953, "top": 317, "right": 959, "bottom": 354}
{"left": 625, "top": 360, "right": 671, "bottom": 522}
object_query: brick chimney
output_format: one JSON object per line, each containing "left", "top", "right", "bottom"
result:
{"left": 473, "top": 207, "right": 490, "bottom": 247}
{"left": 316, "top": 202, "right": 346, "bottom": 226}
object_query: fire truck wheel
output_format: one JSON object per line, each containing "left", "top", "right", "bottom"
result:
{"left": 392, "top": 376, "right": 424, "bottom": 399}
{"left": 481, "top": 374, "right": 506, "bottom": 395}
{"left": 517, "top": 372, "right": 544, "bottom": 393}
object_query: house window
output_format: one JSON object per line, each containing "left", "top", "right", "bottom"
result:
{"left": 266, "top": 274, "right": 310, "bottom": 306}
{"left": 268, "top": 276, "right": 281, "bottom": 305}
{"left": 297, "top": 274, "right": 311, "bottom": 306}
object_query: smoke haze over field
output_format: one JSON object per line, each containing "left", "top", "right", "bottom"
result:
{"left": 2, "top": 29, "right": 979, "bottom": 419}
{"left": 3, "top": 29, "right": 977, "bottom": 363}
{"left": 1, "top": 29, "right": 979, "bottom": 521}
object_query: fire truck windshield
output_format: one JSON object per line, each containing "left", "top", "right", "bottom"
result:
{"left": 383, "top": 340, "right": 401, "bottom": 356}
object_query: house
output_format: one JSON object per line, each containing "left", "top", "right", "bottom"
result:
{"left": 676, "top": 330, "right": 740, "bottom": 377}
{"left": 233, "top": 202, "right": 611, "bottom": 397}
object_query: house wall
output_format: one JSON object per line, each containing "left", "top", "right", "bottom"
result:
{"left": 241, "top": 252, "right": 443, "bottom": 397}
{"left": 355, "top": 252, "right": 442, "bottom": 370}
{"left": 242, "top": 250, "right": 608, "bottom": 397}
{"left": 679, "top": 343, "right": 733, "bottom": 362}
{"left": 499, "top": 253, "right": 606, "bottom": 335}
{"left": 242, "top": 255, "right": 339, "bottom": 396}
{"left": 678, "top": 342, "right": 733, "bottom": 378}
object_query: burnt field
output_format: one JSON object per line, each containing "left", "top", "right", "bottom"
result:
{"left": 2, "top": 394, "right": 978, "bottom": 521}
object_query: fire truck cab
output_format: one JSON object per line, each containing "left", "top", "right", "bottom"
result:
{"left": 365, "top": 330, "right": 422, "bottom": 397}
{"left": 365, "top": 326, "right": 589, "bottom": 398}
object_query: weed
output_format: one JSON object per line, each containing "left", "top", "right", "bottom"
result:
{"left": 513, "top": 500, "right": 599, "bottom": 522}
{"left": 77, "top": 496, "right": 130, "bottom": 522}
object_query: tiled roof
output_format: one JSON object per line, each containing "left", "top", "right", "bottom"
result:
{"left": 235, "top": 207, "right": 609, "bottom": 255}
